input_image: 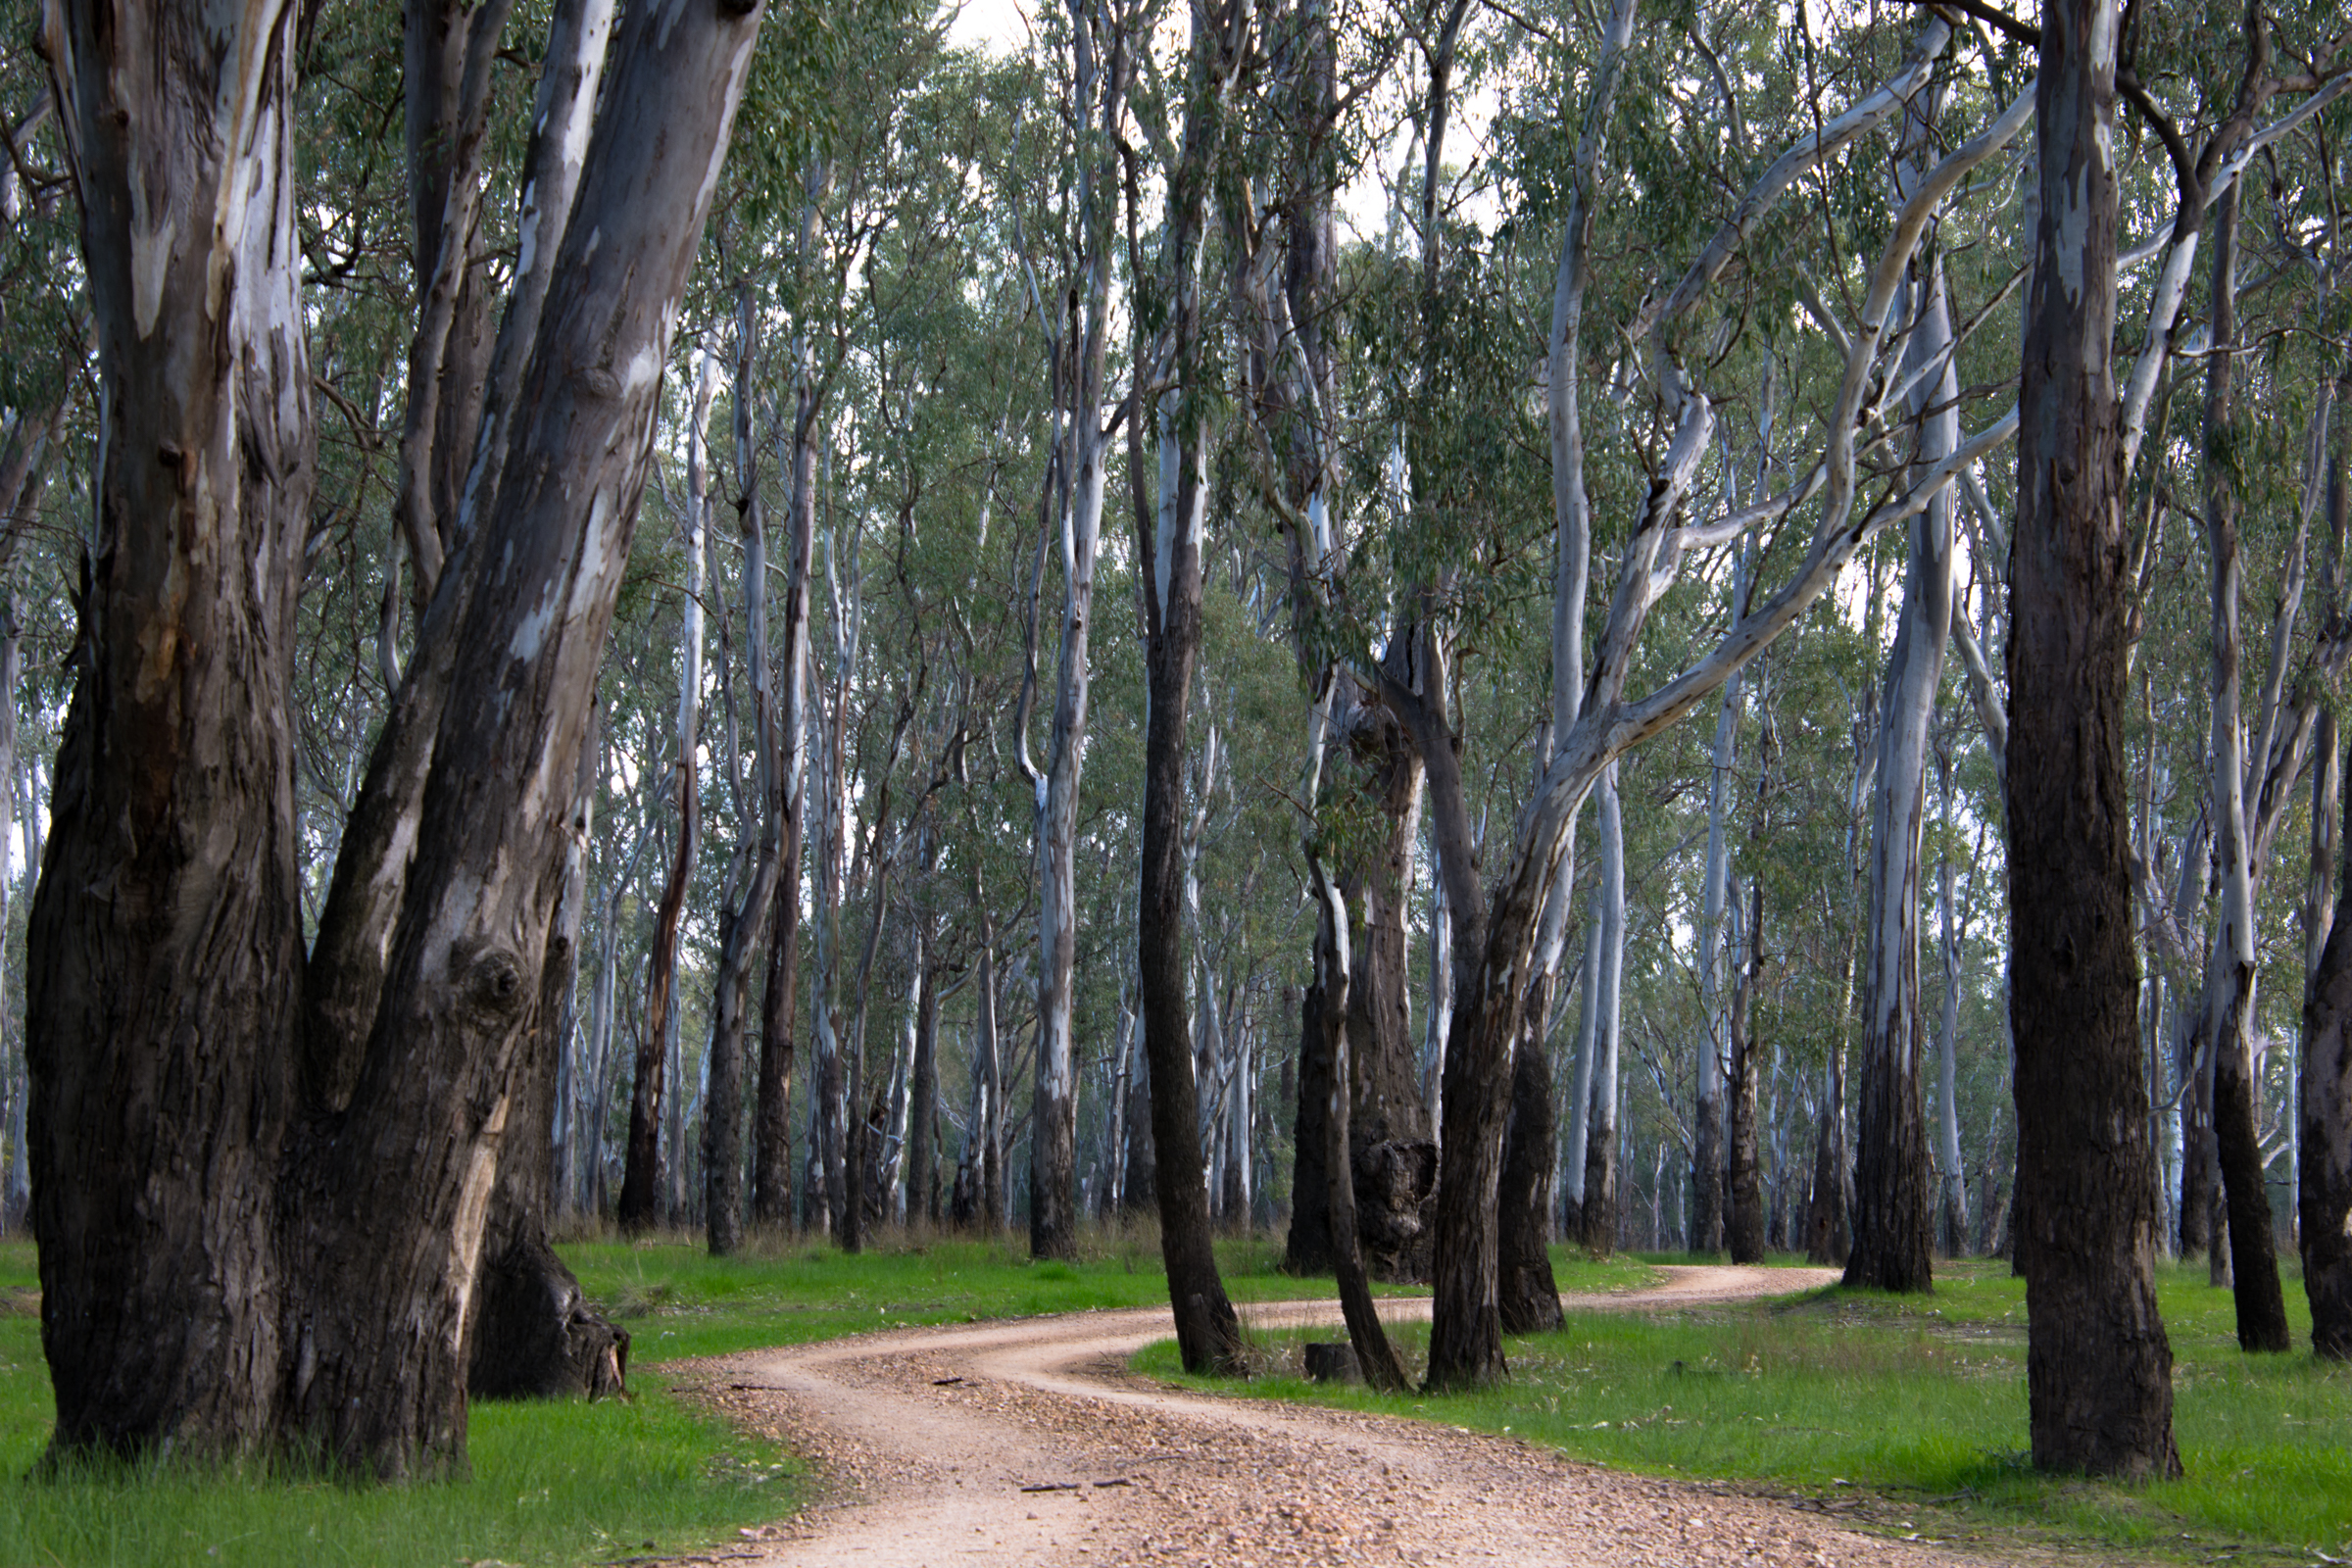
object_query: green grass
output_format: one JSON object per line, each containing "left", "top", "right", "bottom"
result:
{"left": 1134, "top": 1253, "right": 2352, "bottom": 1563}
{"left": 0, "top": 1225, "right": 1448, "bottom": 1567}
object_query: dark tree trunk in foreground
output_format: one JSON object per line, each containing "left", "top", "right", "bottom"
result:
{"left": 1728, "top": 881, "right": 1767, "bottom": 1263}
{"left": 27, "top": 0, "right": 313, "bottom": 1458}
{"left": 31, "top": 0, "right": 764, "bottom": 1477}
{"left": 2305, "top": 448, "right": 2352, "bottom": 1360}
{"left": 1497, "top": 973, "right": 1563, "bottom": 1333}
{"left": 2005, "top": 0, "right": 2180, "bottom": 1476}
{"left": 2305, "top": 716, "right": 2352, "bottom": 1359}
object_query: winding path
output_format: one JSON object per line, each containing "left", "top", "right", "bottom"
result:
{"left": 673, "top": 1266, "right": 1988, "bottom": 1568}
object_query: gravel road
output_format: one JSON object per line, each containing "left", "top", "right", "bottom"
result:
{"left": 663, "top": 1265, "right": 2008, "bottom": 1568}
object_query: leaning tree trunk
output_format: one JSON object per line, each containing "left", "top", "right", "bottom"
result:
{"left": 1844, "top": 168, "right": 1956, "bottom": 1295}
{"left": 2005, "top": 0, "right": 2180, "bottom": 1475}
{"left": 2198, "top": 183, "right": 2291, "bottom": 1353}
{"left": 27, "top": 0, "right": 313, "bottom": 1457}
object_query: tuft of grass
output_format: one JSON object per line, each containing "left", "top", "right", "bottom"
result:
{"left": 1134, "top": 1252, "right": 2352, "bottom": 1563}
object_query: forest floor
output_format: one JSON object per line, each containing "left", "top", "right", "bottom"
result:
{"left": 659, "top": 1266, "right": 2039, "bottom": 1568}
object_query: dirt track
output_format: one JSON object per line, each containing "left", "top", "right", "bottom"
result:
{"left": 668, "top": 1266, "right": 1994, "bottom": 1567}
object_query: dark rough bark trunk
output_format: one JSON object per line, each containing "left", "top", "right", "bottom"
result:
{"left": 753, "top": 821, "right": 803, "bottom": 1227}
{"left": 1127, "top": 2, "right": 1245, "bottom": 1369}
{"left": 1122, "top": 1030, "right": 1155, "bottom": 1216}
{"left": 28, "top": 0, "right": 312, "bottom": 1459}
{"left": 1496, "top": 971, "right": 1563, "bottom": 1332}
{"left": 2306, "top": 721, "right": 2352, "bottom": 1358}
{"left": 1287, "top": 714, "right": 1434, "bottom": 1281}
{"left": 469, "top": 693, "right": 627, "bottom": 1399}
{"left": 2005, "top": 0, "right": 2180, "bottom": 1476}
{"left": 1287, "top": 976, "right": 1337, "bottom": 1271}
{"left": 1728, "top": 881, "right": 1767, "bottom": 1263}
{"left": 2304, "top": 456, "right": 2352, "bottom": 1360}
{"left": 2180, "top": 1025, "right": 2214, "bottom": 1257}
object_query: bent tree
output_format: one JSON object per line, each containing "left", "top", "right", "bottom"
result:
{"left": 29, "top": 0, "right": 768, "bottom": 1476}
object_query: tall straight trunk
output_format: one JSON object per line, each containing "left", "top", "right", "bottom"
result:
{"left": 810, "top": 504, "right": 857, "bottom": 1237}
{"left": 1728, "top": 879, "right": 1766, "bottom": 1262}
{"left": 1028, "top": 0, "right": 1130, "bottom": 1263}
{"left": 1128, "top": 0, "right": 1245, "bottom": 1367}
{"left": 2306, "top": 736, "right": 2352, "bottom": 1359}
{"left": 1935, "top": 749, "right": 1972, "bottom": 1253}
{"left": 2005, "top": 0, "right": 2180, "bottom": 1475}
{"left": 1496, "top": 964, "right": 1563, "bottom": 1330}
{"left": 0, "top": 600, "right": 19, "bottom": 1227}
{"left": 2303, "top": 445, "right": 2351, "bottom": 1358}
{"left": 619, "top": 359, "right": 721, "bottom": 1229}
{"left": 970, "top": 898, "right": 1004, "bottom": 1232}
{"left": 1845, "top": 136, "right": 1958, "bottom": 1292}
{"left": 28, "top": 0, "right": 314, "bottom": 1456}
{"left": 706, "top": 287, "right": 781, "bottom": 1256}
{"left": 1691, "top": 610, "right": 1742, "bottom": 1257}
{"left": 2198, "top": 184, "right": 2291, "bottom": 1352}
{"left": 1580, "top": 763, "right": 1627, "bottom": 1255}
{"left": 906, "top": 948, "right": 941, "bottom": 1224}
{"left": 1560, "top": 883, "right": 1602, "bottom": 1238}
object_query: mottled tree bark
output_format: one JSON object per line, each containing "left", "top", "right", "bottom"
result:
{"left": 2005, "top": 0, "right": 2180, "bottom": 1475}
{"left": 28, "top": 0, "right": 312, "bottom": 1458}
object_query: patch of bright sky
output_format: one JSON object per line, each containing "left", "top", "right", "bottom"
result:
{"left": 941, "top": 0, "right": 1503, "bottom": 248}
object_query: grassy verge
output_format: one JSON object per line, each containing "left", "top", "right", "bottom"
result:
{"left": 1134, "top": 1254, "right": 2352, "bottom": 1563}
{"left": 0, "top": 1224, "right": 1466, "bottom": 1567}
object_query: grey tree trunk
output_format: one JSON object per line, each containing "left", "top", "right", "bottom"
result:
{"left": 2197, "top": 184, "right": 2291, "bottom": 1353}
{"left": 706, "top": 286, "right": 782, "bottom": 1257}
{"left": 2005, "top": 0, "right": 2180, "bottom": 1475}
{"left": 1935, "top": 745, "right": 1972, "bottom": 1253}
{"left": 1580, "top": 763, "right": 1627, "bottom": 1255}
{"left": 754, "top": 228, "right": 825, "bottom": 1228}
{"left": 1845, "top": 112, "right": 1958, "bottom": 1293}
{"left": 28, "top": 0, "right": 314, "bottom": 1458}
{"left": 620, "top": 355, "right": 719, "bottom": 1230}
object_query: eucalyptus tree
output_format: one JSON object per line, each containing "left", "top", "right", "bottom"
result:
{"left": 1426, "top": 8, "right": 2034, "bottom": 1388}
{"left": 1128, "top": 0, "right": 1251, "bottom": 1369}
{"left": 1844, "top": 60, "right": 1962, "bottom": 1298}
{"left": 28, "top": 0, "right": 775, "bottom": 1476}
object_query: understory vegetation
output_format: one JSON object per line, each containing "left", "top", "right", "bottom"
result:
{"left": 1136, "top": 1258, "right": 2352, "bottom": 1562}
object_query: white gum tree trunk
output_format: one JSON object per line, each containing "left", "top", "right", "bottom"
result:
{"left": 1845, "top": 76, "right": 1959, "bottom": 1295}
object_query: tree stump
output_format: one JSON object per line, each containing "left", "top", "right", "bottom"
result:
{"left": 1302, "top": 1343, "right": 1360, "bottom": 1383}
